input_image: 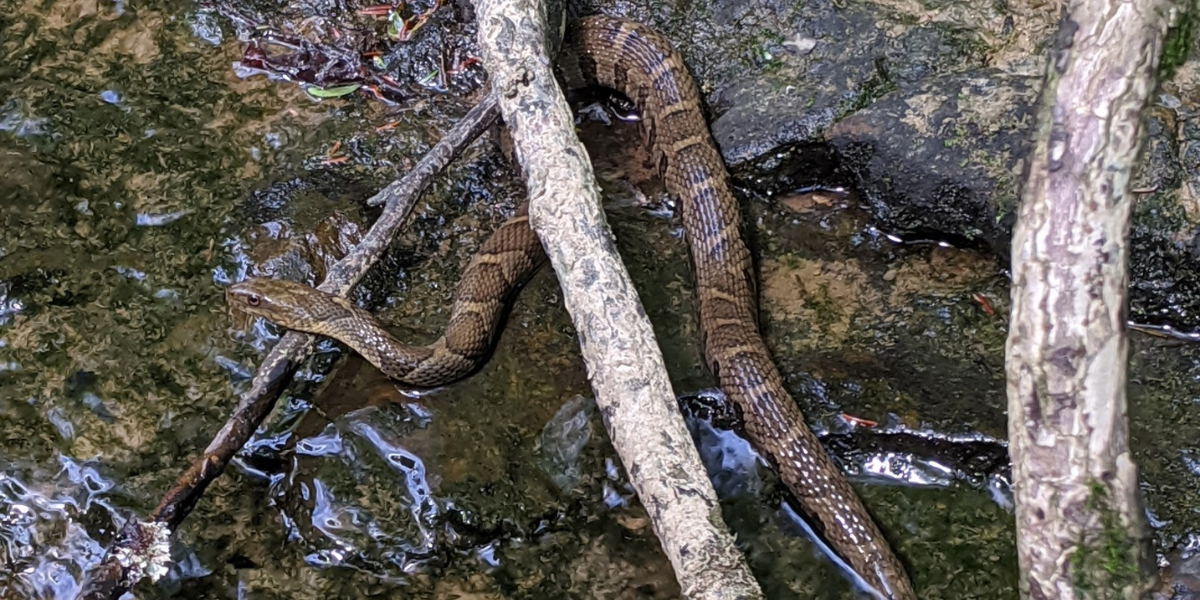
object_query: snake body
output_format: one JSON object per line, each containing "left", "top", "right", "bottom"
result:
{"left": 228, "top": 16, "right": 915, "bottom": 599}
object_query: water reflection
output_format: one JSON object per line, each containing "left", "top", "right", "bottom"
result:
{"left": 1, "top": 457, "right": 113, "bottom": 599}
{"left": 265, "top": 406, "right": 442, "bottom": 578}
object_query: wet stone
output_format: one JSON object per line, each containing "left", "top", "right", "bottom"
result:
{"left": 707, "top": 1, "right": 992, "bottom": 165}
{"left": 245, "top": 213, "right": 364, "bottom": 286}
{"left": 538, "top": 395, "right": 599, "bottom": 492}
{"left": 824, "top": 70, "right": 1040, "bottom": 255}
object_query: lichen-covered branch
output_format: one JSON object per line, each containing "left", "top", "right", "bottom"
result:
{"left": 1004, "top": 0, "right": 1174, "bottom": 598}
{"left": 472, "top": 1, "right": 763, "bottom": 599}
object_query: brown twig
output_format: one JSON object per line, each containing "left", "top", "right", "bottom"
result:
{"left": 76, "top": 92, "right": 499, "bottom": 600}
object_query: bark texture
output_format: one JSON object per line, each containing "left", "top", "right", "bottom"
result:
{"left": 473, "top": 1, "right": 763, "bottom": 599}
{"left": 1005, "top": 0, "right": 1174, "bottom": 598}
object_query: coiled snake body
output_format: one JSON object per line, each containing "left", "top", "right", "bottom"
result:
{"left": 228, "top": 16, "right": 916, "bottom": 599}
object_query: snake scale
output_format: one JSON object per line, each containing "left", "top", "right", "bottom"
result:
{"left": 228, "top": 15, "right": 916, "bottom": 599}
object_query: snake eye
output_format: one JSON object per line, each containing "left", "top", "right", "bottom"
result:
{"left": 247, "top": 294, "right": 261, "bottom": 307}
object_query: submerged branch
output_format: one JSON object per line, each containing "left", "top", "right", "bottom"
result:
{"left": 76, "top": 94, "right": 499, "bottom": 600}
{"left": 1004, "top": 0, "right": 1173, "bottom": 598}
{"left": 472, "top": 1, "right": 764, "bottom": 598}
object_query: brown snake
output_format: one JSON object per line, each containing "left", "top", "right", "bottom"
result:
{"left": 228, "top": 16, "right": 916, "bottom": 599}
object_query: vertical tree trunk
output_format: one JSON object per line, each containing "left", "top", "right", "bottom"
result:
{"left": 1005, "top": 0, "right": 1174, "bottom": 598}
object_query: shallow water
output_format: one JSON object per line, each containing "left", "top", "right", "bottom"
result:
{"left": 1, "top": 1, "right": 1198, "bottom": 599}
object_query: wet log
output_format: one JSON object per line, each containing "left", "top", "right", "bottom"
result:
{"left": 76, "top": 94, "right": 499, "bottom": 600}
{"left": 1004, "top": 0, "right": 1175, "bottom": 598}
{"left": 472, "top": 1, "right": 764, "bottom": 599}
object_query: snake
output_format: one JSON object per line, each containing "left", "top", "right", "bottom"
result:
{"left": 227, "top": 15, "right": 917, "bottom": 599}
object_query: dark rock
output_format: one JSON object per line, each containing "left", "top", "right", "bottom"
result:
{"left": 825, "top": 70, "right": 1040, "bottom": 256}
{"left": 705, "top": 0, "right": 990, "bottom": 165}
{"left": 652, "top": 0, "right": 1200, "bottom": 330}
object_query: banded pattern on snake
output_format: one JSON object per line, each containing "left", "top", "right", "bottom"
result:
{"left": 228, "top": 15, "right": 916, "bottom": 599}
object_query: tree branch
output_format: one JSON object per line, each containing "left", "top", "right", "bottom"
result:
{"left": 1005, "top": 0, "right": 1175, "bottom": 598}
{"left": 473, "top": 2, "right": 764, "bottom": 599}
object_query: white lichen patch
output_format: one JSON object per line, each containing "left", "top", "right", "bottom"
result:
{"left": 857, "top": 0, "right": 1061, "bottom": 70}
{"left": 1165, "top": 61, "right": 1200, "bottom": 106}
{"left": 114, "top": 520, "right": 172, "bottom": 584}
{"left": 954, "top": 78, "right": 1038, "bottom": 137}
{"left": 902, "top": 92, "right": 946, "bottom": 137}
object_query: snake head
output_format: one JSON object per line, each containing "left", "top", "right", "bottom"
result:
{"left": 226, "top": 278, "right": 276, "bottom": 320}
{"left": 225, "top": 277, "right": 356, "bottom": 334}
{"left": 225, "top": 277, "right": 320, "bottom": 326}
